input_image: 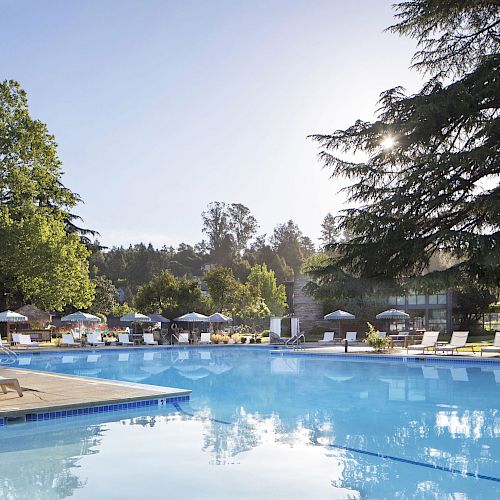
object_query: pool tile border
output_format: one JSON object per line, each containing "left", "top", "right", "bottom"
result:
{"left": 273, "top": 351, "right": 500, "bottom": 365}
{"left": 1, "top": 395, "right": 189, "bottom": 427}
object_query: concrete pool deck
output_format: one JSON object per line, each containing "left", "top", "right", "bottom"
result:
{"left": 0, "top": 366, "right": 190, "bottom": 421}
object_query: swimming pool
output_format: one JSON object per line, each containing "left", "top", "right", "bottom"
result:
{"left": 1, "top": 347, "right": 499, "bottom": 499}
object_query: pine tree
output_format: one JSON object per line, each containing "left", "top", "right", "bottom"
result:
{"left": 309, "top": 1, "right": 499, "bottom": 296}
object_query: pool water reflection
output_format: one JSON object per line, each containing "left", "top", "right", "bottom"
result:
{"left": 0, "top": 348, "right": 499, "bottom": 499}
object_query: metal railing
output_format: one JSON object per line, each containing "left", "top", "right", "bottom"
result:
{"left": 0, "top": 345, "right": 18, "bottom": 365}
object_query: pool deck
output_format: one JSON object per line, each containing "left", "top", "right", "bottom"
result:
{"left": 0, "top": 366, "right": 190, "bottom": 419}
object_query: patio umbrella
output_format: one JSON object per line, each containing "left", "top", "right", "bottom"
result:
{"left": 61, "top": 311, "right": 101, "bottom": 339}
{"left": 208, "top": 312, "right": 231, "bottom": 332}
{"left": 175, "top": 312, "right": 209, "bottom": 322}
{"left": 323, "top": 309, "right": 356, "bottom": 336}
{"left": 174, "top": 312, "right": 209, "bottom": 333}
{"left": 376, "top": 309, "right": 410, "bottom": 333}
{"left": 0, "top": 310, "right": 28, "bottom": 340}
{"left": 120, "top": 312, "right": 152, "bottom": 334}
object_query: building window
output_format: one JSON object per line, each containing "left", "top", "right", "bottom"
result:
{"left": 429, "top": 309, "right": 447, "bottom": 331}
{"left": 429, "top": 292, "right": 447, "bottom": 305}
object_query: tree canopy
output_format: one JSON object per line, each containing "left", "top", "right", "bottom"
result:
{"left": 0, "top": 80, "right": 94, "bottom": 310}
{"left": 309, "top": 0, "right": 499, "bottom": 299}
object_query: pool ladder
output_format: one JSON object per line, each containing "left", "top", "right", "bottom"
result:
{"left": 0, "top": 345, "right": 18, "bottom": 365}
{"left": 285, "top": 333, "right": 306, "bottom": 350}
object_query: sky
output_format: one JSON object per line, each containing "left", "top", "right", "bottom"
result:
{"left": 1, "top": 0, "right": 425, "bottom": 249}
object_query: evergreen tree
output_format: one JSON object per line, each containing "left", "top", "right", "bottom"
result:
{"left": 310, "top": 1, "right": 499, "bottom": 296}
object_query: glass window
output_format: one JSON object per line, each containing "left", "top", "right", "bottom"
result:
{"left": 388, "top": 296, "right": 397, "bottom": 305}
{"left": 408, "top": 295, "right": 416, "bottom": 305}
{"left": 396, "top": 296, "right": 405, "bottom": 305}
{"left": 429, "top": 295, "right": 437, "bottom": 304}
{"left": 417, "top": 295, "right": 426, "bottom": 305}
{"left": 437, "top": 293, "right": 447, "bottom": 304}
{"left": 428, "top": 309, "right": 447, "bottom": 331}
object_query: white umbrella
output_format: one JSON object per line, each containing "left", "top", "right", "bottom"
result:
{"left": 121, "top": 312, "right": 152, "bottom": 334}
{"left": 174, "top": 312, "right": 209, "bottom": 322}
{"left": 324, "top": 309, "right": 356, "bottom": 336}
{"left": 0, "top": 310, "right": 28, "bottom": 322}
{"left": 324, "top": 310, "right": 355, "bottom": 321}
{"left": 61, "top": 311, "right": 101, "bottom": 339}
{"left": 376, "top": 309, "right": 409, "bottom": 320}
{"left": 376, "top": 309, "right": 409, "bottom": 333}
{"left": 0, "top": 310, "right": 28, "bottom": 339}
{"left": 208, "top": 312, "right": 232, "bottom": 323}
{"left": 61, "top": 311, "right": 101, "bottom": 322}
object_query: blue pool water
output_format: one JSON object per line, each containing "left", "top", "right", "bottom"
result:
{"left": 0, "top": 347, "right": 499, "bottom": 499}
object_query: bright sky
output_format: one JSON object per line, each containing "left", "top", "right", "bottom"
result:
{"left": 2, "top": 0, "right": 424, "bottom": 248}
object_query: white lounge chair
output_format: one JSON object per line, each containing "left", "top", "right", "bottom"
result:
{"left": 86, "top": 333, "right": 104, "bottom": 346}
{"left": 143, "top": 333, "right": 158, "bottom": 345}
{"left": 481, "top": 332, "right": 500, "bottom": 356}
{"left": 15, "top": 334, "right": 39, "bottom": 348}
{"left": 199, "top": 332, "right": 212, "bottom": 344}
{"left": 176, "top": 332, "right": 189, "bottom": 345}
{"left": 61, "top": 333, "right": 81, "bottom": 347}
{"left": 345, "top": 331, "right": 358, "bottom": 343}
{"left": 318, "top": 332, "right": 336, "bottom": 344}
{"left": 118, "top": 334, "right": 134, "bottom": 346}
{"left": 407, "top": 331, "right": 440, "bottom": 354}
{"left": 0, "top": 377, "right": 23, "bottom": 397}
{"left": 435, "top": 331, "right": 469, "bottom": 355}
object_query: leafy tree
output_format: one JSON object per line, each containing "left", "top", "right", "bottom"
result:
{"left": 203, "top": 266, "right": 240, "bottom": 312}
{"left": 227, "top": 203, "right": 258, "bottom": 254}
{"left": 202, "top": 201, "right": 258, "bottom": 264}
{"left": 0, "top": 80, "right": 95, "bottom": 310}
{"left": 0, "top": 209, "right": 94, "bottom": 310}
{"left": 134, "top": 269, "right": 180, "bottom": 314}
{"left": 270, "top": 220, "right": 315, "bottom": 272}
{"left": 244, "top": 235, "right": 294, "bottom": 283}
{"left": 247, "top": 264, "right": 287, "bottom": 316}
{"left": 90, "top": 275, "right": 118, "bottom": 315}
{"left": 202, "top": 202, "right": 232, "bottom": 255}
{"left": 309, "top": 1, "right": 500, "bottom": 296}
{"left": 168, "top": 243, "right": 205, "bottom": 277}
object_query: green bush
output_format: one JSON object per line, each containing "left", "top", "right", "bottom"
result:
{"left": 364, "top": 322, "right": 391, "bottom": 352}
{"left": 261, "top": 329, "right": 270, "bottom": 338}
{"left": 249, "top": 338, "right": 255, "bottom": 344}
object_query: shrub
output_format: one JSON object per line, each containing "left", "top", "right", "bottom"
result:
{"left": 260, "top": 330, "right": 270, "bottom": 338}
{"left": 249, "top": 338, "right": 255, "bottom": 344}
{"left": 364, "top": 322, "right": 391, "bottom": 352}
{"left": 240, "top": 336, "right": 247, "bottom": 344}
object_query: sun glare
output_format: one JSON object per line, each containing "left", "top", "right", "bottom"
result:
{"left": 381, "top": 136, "right": 396, "bottom": 150}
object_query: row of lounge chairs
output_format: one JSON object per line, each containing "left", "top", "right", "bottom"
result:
{"left": 2, "top": 331, "right": 215, "bottom": 348}
{"left": 317, "top": 330, "right": 500, "bottom": 356}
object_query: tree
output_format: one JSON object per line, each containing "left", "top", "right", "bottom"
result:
{"left": 90, "top": 275, "right": 118, "bottom": 315}
{"left": 134, "top": 270, "right": 180, "bottom": 314}
{"left": 227, "top": 203, "right": 258, "bottom": 254}
{"left": 319, "top": 213, "right": 339, "bottom": 248}
{"left": 0, "top": 209, "right": 95, "bottom": 310}
{"left": 202, "top": 201, "right": 258, "bottom": 265}
{"left": 134, "top": 269, "right": 207, "bottom": 318}
{"left": 270, "top": 220, "right": 315, "bottom": 272}
{"left": 244, "top": 235, "right": 294, "bottom": 283}
{"left": 202, "top": 202, "right": 233, "bottom": 255}
{"left": 0, "top": 81, "right": 95, "bottom": 310}
{"left": 203, "top": 266, "right": 240, "bottom": 312}
{"left": 247, "top": 264, "right": 287, "bottom": 316}
{"left": 309, "top": 1, "right": 500, "bottom": 296}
